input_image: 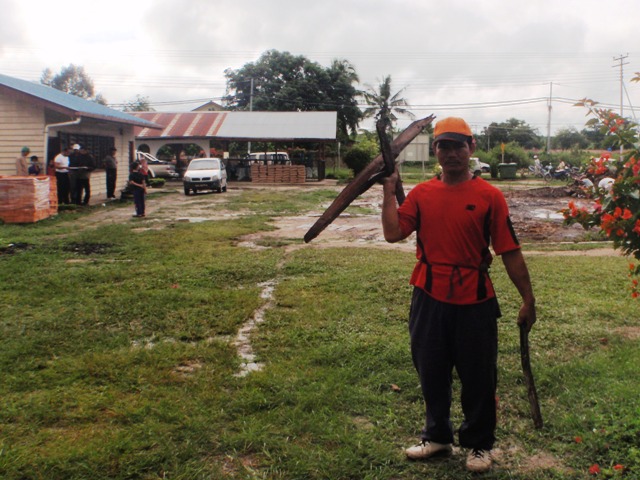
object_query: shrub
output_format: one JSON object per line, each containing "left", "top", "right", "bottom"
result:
{"left": 562, "top": 98, "right": 640, "bottom": 298}
{"left": 149, "top": 178, "right": 166, "bottom": 188}
{"left": 489, "top": 142, "right": 530, "bottom": 167}
{"left": 343, "top": 147, "right": 373, "bottom": 176}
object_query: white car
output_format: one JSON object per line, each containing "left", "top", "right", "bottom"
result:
{"left": 469, "top": 157, "right": 490, "bottom": 175}
{"left": 183, "top": 158, "right": 228, "bottom": 195}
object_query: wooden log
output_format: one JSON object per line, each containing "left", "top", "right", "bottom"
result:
{"left": 304, "top": 114, "right": 435, "bottom": 243}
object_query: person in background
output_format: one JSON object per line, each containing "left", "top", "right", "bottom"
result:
{"left": 15, "top": 146, "right": 30, "bottom": 175}
{"left": 176, "top": 150, "right": 187, "bottom": 178}
{"left": 27, "top": 155, "right": 42, "bottom": 175}
{"left": 381, "top": 117, "right": 536, "bottom": 474}
{"left": 138, "top": 154, "right": 151, "bottom": 185}
{"left": 104, "top": 147, "right": 118, "bottom": 199}
{"left": 75, "top": 146, "right": 96, "bottom": 205}
{"left": 533, "top": 155, "right": 542, "bottom": 174}
{"left": 53, "top": 146, "right": 71, "bottom": 204}
{"left": 46, "top": 157, "right": 56, "bottom": 176}
{"left": 68, "top": 144, "right": 81, "bottom": 204}
{"left": 128, "top": 162, "right": 147, "bottom": 218}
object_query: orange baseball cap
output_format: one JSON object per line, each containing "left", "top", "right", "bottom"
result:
{"left": 433, "top": 117, "right": 473, "bottom": 143}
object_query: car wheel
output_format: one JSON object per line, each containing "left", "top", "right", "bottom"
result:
{"left": 184, "top": 186, "right": 190, "bottom": 195}
{"left": 222, "top": 180, "right": 227, "bottom": 192}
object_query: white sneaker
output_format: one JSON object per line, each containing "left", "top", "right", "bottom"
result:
{"left": 405, "top": 441, "right": 452, "bottom": 460}
{"left": 466, "top": 449, "right": 492, "bottom": 472}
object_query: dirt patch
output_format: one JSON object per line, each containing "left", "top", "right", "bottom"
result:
{"left": 64, "top": 181, "right": 614, "bottom": 256}
{"left": 0, "top": 242, "right": 32, "bottom": 255}
{"left": 238, "top": 183, "right": 610, "bottom": 254}
{"left": 63, "top": 242, "right": 113, "bottom": 255}
{"left": 491, "top": 445, "right": 572, "bottom": 475}
{"left": 614, "top": 326, "right": 640, "bottom": 340}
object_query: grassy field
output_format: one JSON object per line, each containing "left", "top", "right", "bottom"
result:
{"left": 0, "top": 186, "right": 638, "bottom": 479}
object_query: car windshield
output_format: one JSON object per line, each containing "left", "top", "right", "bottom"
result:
{"left": 189, "top": 159, "right": 220, "bottom": 170}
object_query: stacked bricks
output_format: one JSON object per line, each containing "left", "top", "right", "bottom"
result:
{"left": 250, "top": 165, "right": 306, "bottom": 184}
{"left": 0, "top": 176, "right": 58, "bottom": 223}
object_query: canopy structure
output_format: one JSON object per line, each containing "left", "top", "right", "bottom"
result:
{"left": 133, "top": 111, "right": 337, "bottom": 156}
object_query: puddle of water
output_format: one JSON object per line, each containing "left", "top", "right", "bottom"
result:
{"left": 176, "top": 217, "right": 210, "bottom": 223}
{"left": 530, "top": 209, "right": 565, "bottom": 220}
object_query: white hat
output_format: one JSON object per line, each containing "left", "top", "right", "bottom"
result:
{"left": 72, "top": 144, "right": 81, "bottom": 150}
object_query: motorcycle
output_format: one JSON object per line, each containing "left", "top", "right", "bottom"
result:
{"left": 528, "top": 164, "right": 552, "bottom": 182}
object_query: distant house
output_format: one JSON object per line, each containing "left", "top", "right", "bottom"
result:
{"left": 192, "top": 100, "right": 224, "bottom": 112}
{"left": 0, "top": 73, "right": 160, "bottom": 202}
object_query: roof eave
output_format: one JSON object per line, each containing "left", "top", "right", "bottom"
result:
{"left": 1, "top": 83, "right": 162, "bottom": 130}
{"left": 79, "top": 112, "right": 163, "bottom": 129}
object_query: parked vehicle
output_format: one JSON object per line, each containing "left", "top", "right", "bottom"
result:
{"left": 528, "top": 164, "right": 552, "bottom": 182}
{"left": 183, "top": 158, "right": 227, "bottom": 195}
{"left": 469, "top": 157, "right": 490, "bottom": 175}
{"left": 135, "top": 151, "right": 178, "bottom": 179}
{"left": 246, "top": 152, "right": 290, "bottom": 164}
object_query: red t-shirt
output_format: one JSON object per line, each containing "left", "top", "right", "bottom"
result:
{"left": 397, "top": 176, "right": 520, "bottom": 305}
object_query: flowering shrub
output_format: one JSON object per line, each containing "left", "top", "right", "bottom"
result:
{"left": 563, "top": 90, "right": 640, "bottom": 298}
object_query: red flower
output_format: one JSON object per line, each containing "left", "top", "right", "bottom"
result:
{"left": 589, "top": 463, "right": 601, "bottom": 475}
{"left": 574, "top": 436, "right": 583, "bottom": 443}
{"left": 600, "top": 213, "right": 617, "bottom": 236}
{"left": 622, "top": 209, "right": 633, "bottom": 220}
{"left": 613, "top": 464, "right": 624, "bottom": 471}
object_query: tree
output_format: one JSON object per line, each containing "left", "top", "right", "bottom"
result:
{"left": 580, "top": 124, "right": 607, "bottom": 149}
{"left": 479, "top": 118, "right": 542, "bottom": 151}
{"left": 326, "top": 59, "right": 362, "bottom": 143}
{"left": 223, "top": 50, "right": 362, "bottom": 143}
{"left": 361, "top": 75, "right": 414, "bottom": 130}
{"left": 123, "top": 95, "right": 154, "bottom": 112}
{"left": 41, "top": 64, "right": 107, "bottom": 105}
{"left": 552, "top": 127, "right": 589, "bottom": 150}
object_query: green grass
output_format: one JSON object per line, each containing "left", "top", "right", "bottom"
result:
{"left": 0, "top": 188, "right": 638, "bottom": 479}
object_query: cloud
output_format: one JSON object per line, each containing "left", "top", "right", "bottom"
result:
{"left": 1, "top": 0, "right": 639, "bottom": 134}
{"left": 0, "top": 1, "right": 27, "bottom": 50}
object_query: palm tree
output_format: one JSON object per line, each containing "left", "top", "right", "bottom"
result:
{"left": 327, "top": 59, "right": 362, "bottom": 142}
{"left": 361, "top": 75, "right": 415, "bottom": 130}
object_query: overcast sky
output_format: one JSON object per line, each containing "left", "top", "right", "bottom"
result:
{"left": 2, "top": 0, "right": 639, "bottom": 136}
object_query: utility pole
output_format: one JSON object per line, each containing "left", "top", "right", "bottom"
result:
{"left": 546, "top": 82, "right": 553, "bottom": 153}
{"left": 248, "top": 78, "right": 254, "bottom": 154}
{"left": 613, "top": 54, "right": 629, "bottom": 115}
{"left": 613, "top": 54, "right": 629, "bottom": 159}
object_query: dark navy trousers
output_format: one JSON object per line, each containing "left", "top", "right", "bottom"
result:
{"left": 409, "top": 287, "right": 499, "bottom": 450}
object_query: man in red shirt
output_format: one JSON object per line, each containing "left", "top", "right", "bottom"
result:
{"left": 382, "top": 117, "right": 536, "bottom": 473}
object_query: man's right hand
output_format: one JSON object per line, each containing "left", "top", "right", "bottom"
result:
{"left": 382, "top": 168, "right": 399, "bottom": 194}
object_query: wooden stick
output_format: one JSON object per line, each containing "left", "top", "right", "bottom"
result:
{"left": 376, "top": 118, "right": 406, "bottom": 206}
{"left": 520, "top": 323, "right": 544, "bottom": 429}
{"left": 304, "top": 114, "right": 434, "bottom": 242}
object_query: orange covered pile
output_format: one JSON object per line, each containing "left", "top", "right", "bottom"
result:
{"left": 0, "top": 176, "right": 58, "bottom": 223}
